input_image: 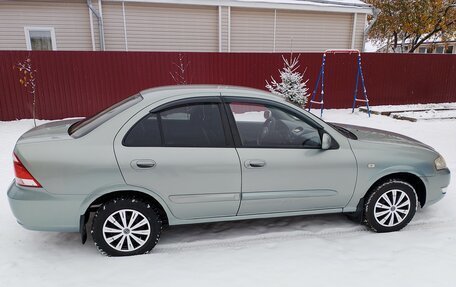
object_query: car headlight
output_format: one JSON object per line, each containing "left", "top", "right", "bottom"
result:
{"left": 435, "top": 155, "right": 447, "bottom": 170}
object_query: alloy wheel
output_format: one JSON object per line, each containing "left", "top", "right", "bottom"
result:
{"left": 374, "top": 189, "right": 411, "bottom": 227}
{"left": 102, "top": 209, "right": 151, "bottom": 252}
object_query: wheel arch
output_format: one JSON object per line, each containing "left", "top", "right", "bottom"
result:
{"left": 88, "top": 190, "right": 170, "bottom": 226}
{"left": 345, "top": 171, "right": 426, "bottom": 223}
{"left": 80, "top": 186, "right": 173, "bottom": 227}
{"left": 367, "top": 172, "right": 426, "bottom": 208}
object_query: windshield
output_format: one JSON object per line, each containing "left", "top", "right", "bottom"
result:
{"left": 69, "top": 94, "right": 143, "bottom": 138}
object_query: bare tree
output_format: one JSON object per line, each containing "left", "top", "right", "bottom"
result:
{"left": 367, "top": 0, "right": 456, "bottom": 53}
{"left": 14, "top": 56, "right": 37, "bottom": 126}
{"left": 170, "top": 53, "right": 190, "bottom": 85}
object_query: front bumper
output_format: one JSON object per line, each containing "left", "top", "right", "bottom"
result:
{"left": 7, "top": 181, "right": 84, "bottom": 232}
{"left": 422, "top": 168, "right": 451, "bottom": 207}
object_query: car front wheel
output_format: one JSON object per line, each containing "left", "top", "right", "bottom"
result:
{"left": 91, "top": 197, "right": 162, "bottom": 256}
{"left": 364, "top": 180, "right": 418, "bottom": 233}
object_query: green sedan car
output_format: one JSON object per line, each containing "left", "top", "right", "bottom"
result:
{"left": 7, "top": 85, "right": 451, "bottom": 256}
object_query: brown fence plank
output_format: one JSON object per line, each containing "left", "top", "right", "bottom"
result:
{"left": 0, "top": 51, "right": 455, "bottom": 120}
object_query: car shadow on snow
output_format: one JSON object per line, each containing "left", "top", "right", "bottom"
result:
{"left": 23, "top": 209, "right": 444, "bottom": 256}
{"left": 58, "top": 213, "right": 357, "bottom": 255}
{"left": 152, "top": 213, "right": 364, "bottom": 253}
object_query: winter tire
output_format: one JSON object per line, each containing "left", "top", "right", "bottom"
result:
{"left": 364, "top": 180, "right": 418, "bottom": 233}
{"left": 91, "top": 197, "right": 162, "bottom": 256}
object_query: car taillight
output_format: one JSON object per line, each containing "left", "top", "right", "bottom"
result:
{"left": 13, "top": 153, "right": 42, "bottom": 188}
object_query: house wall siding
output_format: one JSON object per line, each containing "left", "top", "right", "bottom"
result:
{"left": 275, "top": 10, "right": 354, "bottom": 52}
{"left": 103, "top": 2, "right": 127, "bottom": 51}
{"left": 0, "top": 1, "right": 368, "bottom": 53}
{"left": 353, "top": 13, "right": 366, "bottom": 50}
{"left": 89, "top": 0, "right": 101, "bottom": 51}
{"left": 0, "top": 0, "right": 93, "bottom": 51}
{"left": 220, "top": 6, "right": 230, "bottom": 52}
{"left": 123, "top": 3, "right": 218, "bottom": 52}
{"left": 229, "top": 8, "right": 365, "bottom": 52}
{"left": 231, "top": 8, "right": 275, "bottom": 52}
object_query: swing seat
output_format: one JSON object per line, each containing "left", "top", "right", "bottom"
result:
{"left": 310, "top": 100, "right": 324, "bottom": 105}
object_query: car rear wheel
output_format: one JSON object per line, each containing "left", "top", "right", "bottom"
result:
{"left": 364, "top": 180, "right": 418, "bottom": 233}
{"left": 91, "top": 197, "right": 162, "bottom": 256}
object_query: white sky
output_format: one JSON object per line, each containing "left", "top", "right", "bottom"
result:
{"left": 364, "top": 41, "right": 380, "bottom": 52}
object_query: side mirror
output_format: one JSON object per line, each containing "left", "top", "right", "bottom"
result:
{"left": 321, "top": 133, "right": 332, "bottom": 150}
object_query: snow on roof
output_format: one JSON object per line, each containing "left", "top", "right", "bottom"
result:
{"left": 237, "top": 0, "right": 373, "bottom": 13}
{"left": 241, "top": 0, "right": 370, "bottom": 8}
{"left": 114, "top": 0, "right": 373, "bottom": 14}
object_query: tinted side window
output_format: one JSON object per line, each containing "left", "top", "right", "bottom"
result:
{"left": 161, "top": 103, "right": 226, "bottom": 147}
{"left": 229, "top": 102, "right": 321, "bottom": 148}
{"left": 123, "top": 114, "right": 161, "bottom": 147}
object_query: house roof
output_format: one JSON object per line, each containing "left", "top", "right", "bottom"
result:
{"left": 108, "top": 0, "right": 374, "bottom": 14}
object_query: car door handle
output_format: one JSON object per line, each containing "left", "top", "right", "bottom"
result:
{"left": 244, "top": 160, "right": 266, "bottom": 168}
{"left": 131, "top": 160, "right": 156, "bottom": 170}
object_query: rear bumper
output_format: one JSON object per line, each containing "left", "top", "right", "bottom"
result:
{"left": 7, "top": 181, "right": 83, "bottom": 232}
{"left": 422, "top": 168, "right": 451, "bottom": 207}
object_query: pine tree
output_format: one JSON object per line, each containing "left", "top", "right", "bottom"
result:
{"left": 266, "top": 55, "right": 309, "bottom": 108}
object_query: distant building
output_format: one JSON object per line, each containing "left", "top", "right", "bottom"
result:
{"left": 0, "top": 0, "right": 373, "bottom": 52}
{"left": 377, "top": 40, "right": 456, "bottom": 54}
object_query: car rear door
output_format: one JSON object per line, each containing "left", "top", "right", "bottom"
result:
{"left": 114, "top": 96, "right": 241, "bottom": 220}
{"left": 223, "top": 96, "right": 357, "bottom": 215}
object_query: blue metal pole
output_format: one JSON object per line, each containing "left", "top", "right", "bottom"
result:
{"left": 320, "top": 55, "right": 326, "bottom": 117}
{"left": 358, "top": 57, "right": 371, "bottom": 117}
{"left": 309, "top": 53, "right": 326, "bottom": 113}
{"left": 309, "top": 63, "right": 322, "bottom": 112}
{"left": 352, "top": 55, "right": 360, "bottom": 113}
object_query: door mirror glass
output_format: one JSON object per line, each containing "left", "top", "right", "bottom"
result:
{"left": 321, "top": 133, "right": 332, "bottom": 150}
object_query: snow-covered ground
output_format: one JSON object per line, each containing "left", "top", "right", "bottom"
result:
{"left": 1, "top": 109, "right": 455, "bottom": 287}
{"left": 368, "top": 102, "right": 456, "bottom": 113}
{"left": 394, "top": 109, "right": 456, "bottom": 120}
{"left": 363, "top": 103, "right": 456, "bottom": 121}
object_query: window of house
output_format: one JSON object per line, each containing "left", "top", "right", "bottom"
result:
{"left": 24, "top": 27, "right": 57, "bottom": 50}
{"left": 435, "top": 47, "right": 444, "bottom": 54}
{"left": 418, "top": 47, "right": 427, "bottom": 54}
{"left": 445, "top": 46, "right": 454, "bottom": 54}
{"left": 426, "top": 47, "right": 434, "bottom": 53}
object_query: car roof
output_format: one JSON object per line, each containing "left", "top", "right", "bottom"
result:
{"left": 140, "top": 85, "right": 284, "bottom": 102}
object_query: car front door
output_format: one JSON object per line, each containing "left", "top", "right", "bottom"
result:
{"left": 224, "top": 97, "right": 357, "bottom": 215}
{"left": 114, "top": 97, "right": 241, "bottom": 220}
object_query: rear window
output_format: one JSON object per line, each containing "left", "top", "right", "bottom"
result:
{"left": 69, "top": 94, "right": 143, "bottom": 138}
